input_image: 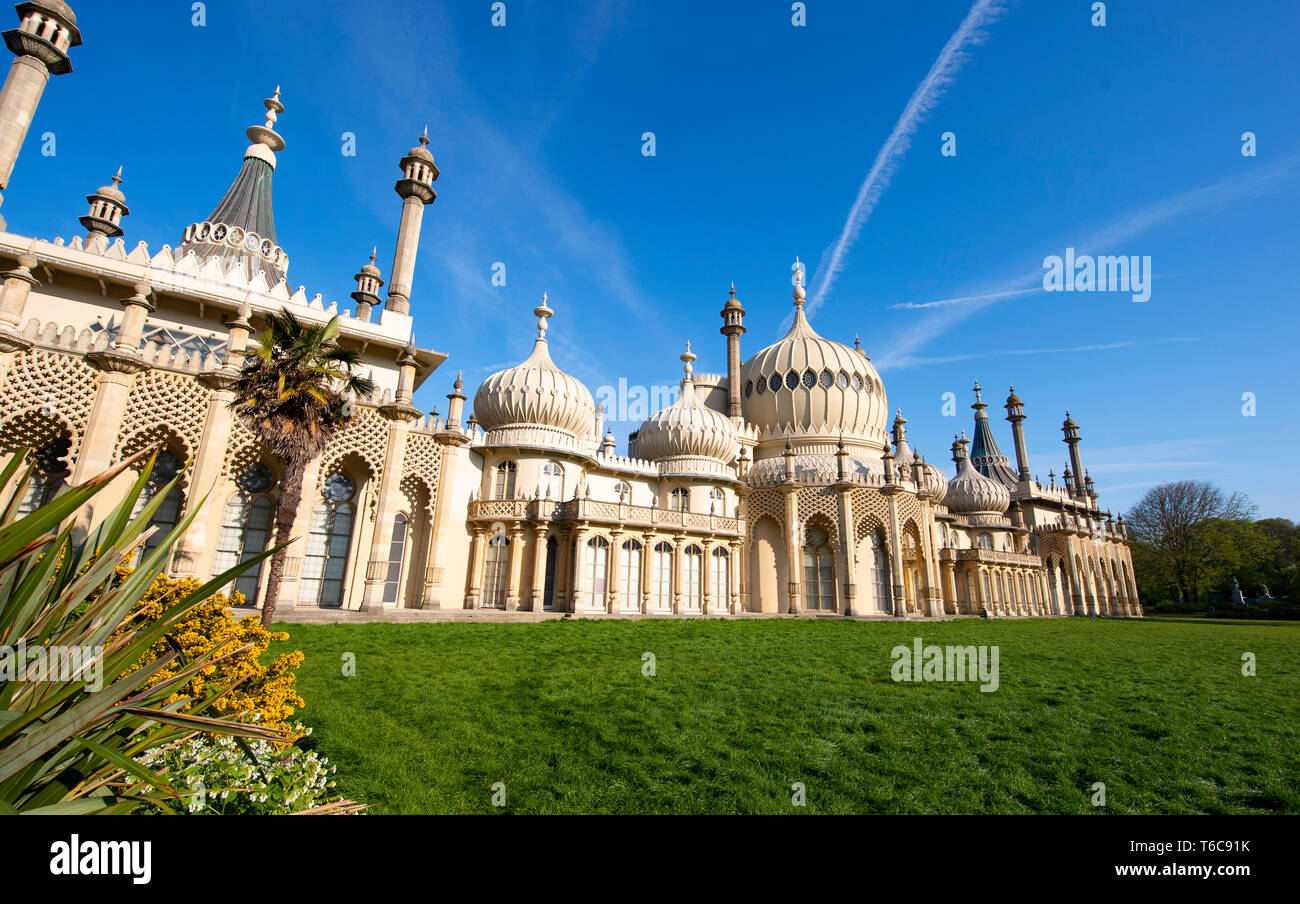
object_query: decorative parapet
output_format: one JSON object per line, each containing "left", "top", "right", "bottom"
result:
{"left": 943, "top": 548, "right": 1045, "bottom": 568}
{"left": 467, "top": 497, "right": 743, "bottom": 536}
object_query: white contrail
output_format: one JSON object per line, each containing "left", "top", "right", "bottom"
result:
{"left": 805, "top": 0, "right": 1010, "bottom": 318}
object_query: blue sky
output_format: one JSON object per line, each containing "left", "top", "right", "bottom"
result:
{"left": 7, "top": 0, "right": 1298, "bottom": 517}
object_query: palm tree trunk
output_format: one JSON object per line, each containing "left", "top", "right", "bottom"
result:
{"left": 261, "top": 455, "right": 308, "bottom": 628}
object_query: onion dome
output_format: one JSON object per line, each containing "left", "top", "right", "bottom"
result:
{"left": 637, "top": 342, "right": 737, "bottom": 464}
{"left": 944, "top": 454, "right": 1011, "bottom": 514}
{"left": 739, "top": 258, "right": 887, "bottom": 445}
{"left": 80, "top": 167, "right": 129, "bottom": 239}
{"left": 472, "top": 294, "right": 596, "bottom": 443}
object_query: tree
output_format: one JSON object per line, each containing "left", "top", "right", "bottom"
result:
{"left": 231, "top": 310, "right": 375, "bottom": 626}
{"left": 1125, "top": 480, "right": 1256, "bottom": 603}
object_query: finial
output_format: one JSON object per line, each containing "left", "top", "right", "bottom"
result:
{"left": 729, "top": 281, "right": 736, "bottom": 297}
{"left": 854, "top": 334, "right": 861, "bottom": 350}
{"left": 112, "top": 166, "right": 123, "bottom": 185}
{"left": 973, "top": 380, "right": 982, "bottom": 401}
{"left": 533, "top": 292, "right": 553, "bottom": 338}
{"left": 680, "top": 341, "right": 696, "bottom": 377}
{"left": 370, "top": 246, "right": 377, "bottom": 264}
{"left": 792, "top": 256, "right": 806, "bottom": 307}
{"left": 420, "top": 125, "right": 429, "bottom": 147}
{"left": 454, "top": 369, "right": 464, "bottom": 390}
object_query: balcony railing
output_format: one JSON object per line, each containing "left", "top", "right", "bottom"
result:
{"left": 467, "top": 498, "right": 742, "bottom": 536}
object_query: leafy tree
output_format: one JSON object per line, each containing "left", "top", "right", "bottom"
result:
{"left": 1125, "top": 480, "right": 1256, "bottom": 603}
{"left": 230, "top": 310, "right": 375, "bottom": 626}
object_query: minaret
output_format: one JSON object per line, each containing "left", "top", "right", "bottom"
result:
{"left": 445, "top": 369, "right": 466, "bottom": 432}
{"left": 351, "top": 248, "right": 383, "bottom": 322}
{"left": 385, "top": 128, "right": 439, "bottom": 315}
{"left": 1004, "top": 384, "right": 1031, "bottom": 483}
{"left": 79, "top": 167, "right": 127, "bottom": 249}
{"left": 719, "top": 282, "right": 745, "bottom": 419}
{"left": 0, "top": 1, "right": 81, "bottom": 225}
{"left": 1061, "top": 411, "right": 1086, "bottom": 499}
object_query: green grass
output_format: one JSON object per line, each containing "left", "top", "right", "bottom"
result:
{"left": 270, "top": 618, "right": 1299, "bottom": 814}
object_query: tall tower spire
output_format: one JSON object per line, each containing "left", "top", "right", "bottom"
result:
{"left": 1004, "top": 383, "right": 1031, "bottom": 483}
{"left": 385, "top": 128, "right": 439, "bottom": 315}
{"left": 0, "top": 1, "right": 82, "bottom": 226}
{"left": 719, "top": 281, "right": 745, "bottom": 419}
{"left": 968, "top": 380, "right": 1018, "bottom": 490}
{"left": 1061, "top": 411, "right": 1086, "bottom": 500}
{"left": 179, "top": 88, "right": 289, "bottom": 285}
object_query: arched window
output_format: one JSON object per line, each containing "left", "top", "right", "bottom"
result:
{"left": 981, "top": 572, "right": 992, "bottom": 609}
{"left": 482, "top": 528, "right": 510, "bottom": 608}
{"left": 129, "top": 450, "right": 185, "bottom": 568}
{"left": 978, "top": 532, "right": 994, "bottom": 551}
{"left": 381, "top": 513, "right": 409, "bottom": 605}
{"left": 670, "top": 487, "right": 689, "bottom": 513}
{"left": 14, "top": 433, "right": 72, "bottom": 516}
{"left": 614, "top": 481, "right": 631, "bottom": 503}
{"left": 912, "top": 568, "right": 922, "bottom": 611}
{"left": 493, "top": 461, "right": 517, "bottom": 499}
{"left": 708, "top": 487, "right": 724, "bottom": 514}
{"left": 651, "top": 541, "right": 673, "bottom": 610}
{"left": 212, "top": 462, "right": 275, "bottom": 603}
{"left": 802, "top": 526, "right": 834, "bottom": 611}
{"left": 299, "top": 472, "right": 357, "bottom": 606}
{"left": 621, "top": 539, "right": 642, "bottom": 606}
{"left": 710, "top": 547, "right": 730, "bottom": 606}
{"left": 871, "top": 532, "right": 892, "bottom": 615}
{"left": 683, "top": 545, "right": 703, "bottom": 610}
{"left": 542, "top": 461, "right": 564, "bottom": 501}
{"left": 543, "top": 535, "right": 557, "bottom": 608}
{"left": 585, "top": 536, "right": 610, "bottom": 607}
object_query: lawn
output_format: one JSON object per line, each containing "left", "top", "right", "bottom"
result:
{"left": 270, "top": 617, "right": 1300, "bottom": 814}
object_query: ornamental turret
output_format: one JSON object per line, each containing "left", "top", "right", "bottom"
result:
{"left": 1061, "top": 411, "right": 1086, "bottom": 499}
{"left": 720, "top": 282, "right": 745, "bottom": 418}
{"left": 351, "top": 248, "right": 383, "bottom": 322}
{"left": 79, "top": 166, "right": 127, "bottom": 248}
{"left": 385, "top": 128, "right": 439, "bottom": 315}
{"left": 1004, "top": 383, "right": 1031, "bottom": 483}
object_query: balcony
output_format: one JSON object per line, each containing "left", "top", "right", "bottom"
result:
{"left": 467, "top": 498, "right": 742, "bottom": 536}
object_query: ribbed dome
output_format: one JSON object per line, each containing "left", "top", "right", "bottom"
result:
{"left": 637, "top": 349, "right": 736, "bottom": 463}
{"left": 944, "top": 456, "right": 1011, "bottom": 514}
{"left": 739, "top": 287, "right": 887, "bottom": 444}
{"left": 472, "top": 298, "right": 596, "bottom": 440}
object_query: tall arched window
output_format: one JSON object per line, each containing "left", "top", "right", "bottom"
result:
{"left": 14, "top": 433, "right": 72, "bottom": 516}
{"left": 493, "top": 461, "right": 517, "bottom": 499}
{"left": 299, "top": 472, "right": 356, "bottom": 606}
{"left": 482, "top": 529, "right": 510, "bottom": 608}
{"left": 670, "top": 487, "right": 689, "bottom": 513}
{"left": 708, "top": 487, "right": 724, "bottom": 514}
{"left": 542, "top": 461, "right": 564, "bottom": 501}
{"left": 802, "top": 526, "right": 834, "bottom": 611}
{"left": 683, "top": 544, "right": 703, "bottom": 610}
{"left": 129, "top": 450, "right": 185, "bottom": 568}
{"left": 651, "top": 541, "right": 673, "bottom": 610}
{"left": 710, "top": 547, "right": 730, "bottom": 606}
{"left": 585, "top": 536, "right": 610, "bottom": 607}
{"left": 981, "top": 572, "right": 992, "bottom": 610}
{"left": 621, "top": 539, "right": 642, "bottom": 606}
{"left": 871, "top": 532, "right": 892, "bottom": 615}
{"left": 978, "top": 532, "right": 994, "bottom": 551}
{"left": 212, "top": 462, "right": 275, "bottom": 603}
{"left": 381, "top": 513, "right": 409, "bottom": 605}
{"left": 543, "top": 535, "right": 557, "bottom": 608}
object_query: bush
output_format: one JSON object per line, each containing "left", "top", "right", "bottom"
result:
{"left": 110, "top": 569, "right": 304, "bottom": 736}
{"left": 138, "top": 730, "right": 359, "bottom": 815}
{"left": 1207, "top": 600, "right": 1300, "bottom": 620}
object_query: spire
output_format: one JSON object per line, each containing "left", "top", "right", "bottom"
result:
{"left": 968, "top": 380, "right": 1018, "bottom": 490}
{"left": 680, "top": 340, "right": 696, "bottom": 380}
{"left": 792, "top": 256, "right": 806, "bottom": 308}
{"left": 179, "top": 88, "right": 288, "bottom": 285}
{"left": 534, "top": 292, "right": 552, "bottom": 340}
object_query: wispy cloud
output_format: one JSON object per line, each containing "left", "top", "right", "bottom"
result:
{"left": 887, "top": 287, "right": 1040, "bottom": 310}
{"left": 804, "top": 0, "right": 1011, "bottom": 318}
{"left": 875, "top": 153, "right": 1300, "bottom": 369}
{"left": 883, "top": 336, "right": 1199, "bottom": 370}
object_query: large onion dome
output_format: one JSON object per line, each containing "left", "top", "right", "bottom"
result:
{"left": 472, "top": 295, "right": 596, "bottom": 442}
{"left": 637, "top": 344, "right": 737, "bottom": 464}
{"left": 739, "top": 259, "right": 887, "bottom": 446}
{"left": 944, "top": 433, "right": 1010, "bottom": 514}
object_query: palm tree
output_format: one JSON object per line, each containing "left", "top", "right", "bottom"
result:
{"left": 231, "top": 309, "right": 375, "bottom": 626}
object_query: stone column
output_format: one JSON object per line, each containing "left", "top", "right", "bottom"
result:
{"left": 942, "top": 562, "right": 958, "bottom": 616}
{"left": 885, "top": 493, "right": 906, "bottom": 617}
{"left": 0, "top": 251, "right": 36, "bottom": 384}
{"left": 504, "top": 523, "right": 525, "bottom": 612}
{"left": 783, "top": 487, "right": 801, "bottom": 614}
{"left": 671, "top": 535, "right": 684, "bottom": 614}
{"left": 607, "top": 528, "right": 623, "bottom": 614}
{"left": 423, "top": 434, "right": 468, "bottom": 608}
{"left": 361, "top": 414, "right": 415, "bottom": 612}
{"left": 835, "top": 485, "right": 856, "bottom": 616}
{"left": 529, "top": 524, "right": 548, "bottom": 611}
{"left": 728, "top": 539, "right": 742, "bottom": 614}
{"left": 465, "top": 525, "right": 486, "bottom": 608}
{"left": 569, "top": 525, "right": 588, "bottom": 613}
{"left": 640, "top": 533, "right": 653, "bottom": 613}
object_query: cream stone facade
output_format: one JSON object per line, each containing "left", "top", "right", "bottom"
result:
{"left": 0, "top": 2, "right": 1139, "bottom": 620}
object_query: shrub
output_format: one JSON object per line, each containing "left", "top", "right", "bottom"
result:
{"left": 110, "top": 569, "right": 304, "bottom": 736}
